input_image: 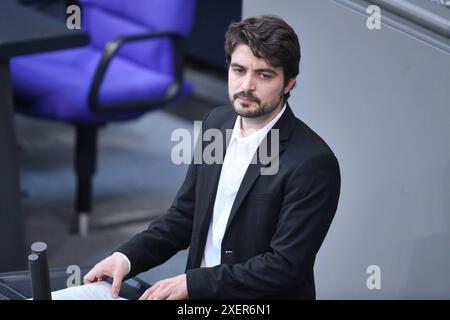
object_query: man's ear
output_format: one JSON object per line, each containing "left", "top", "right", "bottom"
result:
{"left": 284, "top": 77, "right": 297, "bottom": 95}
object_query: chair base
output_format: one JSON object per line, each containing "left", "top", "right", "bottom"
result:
{"left": 78, "top": 213, "right": 90, "bottom": 237}
{"left": 69, "top": 213, "right": 90, "bottom": 237}
{"left": 69, "top": 209, "right": 160, "bottom": 236}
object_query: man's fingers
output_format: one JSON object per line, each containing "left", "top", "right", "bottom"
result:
{"left": 111, "top": 275, "right": 123, "bottom": 299}
{"left": 138, "top": 275, "right": 186, "bottom": 300}
{"left": 83, "top": 275, "right": 93, "bottom": 284}
{"left": 166, "top": 294, "right": 178, "bottom": 300}
{"left": 147, "top": 285, "right": 170, "bottom": 300}
{"left": 152, "top": 289, "right": 170, "bottom": 300}
{"left": 84, "top": 265, "right": 110, "bottom": 284}
{"left": 83, "top": 269, "right": 100, "bottom": 284}
{"left": 139, "top": 283, "right": 159, "bottom": 300}
{"left": 138, "top": 288, "right": 152, "bottom": 300}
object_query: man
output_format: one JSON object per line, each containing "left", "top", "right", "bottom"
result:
{"left": 57, "top": 15, "right": 340, "bottom": 300}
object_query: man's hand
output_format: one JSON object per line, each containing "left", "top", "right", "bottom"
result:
{"left": 83, "top": 252, "right": 129, "bottom": 299}
{"left": 139, "top": 274, "right": 187, "bottom": 300}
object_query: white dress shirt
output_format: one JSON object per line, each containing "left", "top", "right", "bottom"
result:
{"left": 200, "top": 105, "right": 286, "bottom": 267}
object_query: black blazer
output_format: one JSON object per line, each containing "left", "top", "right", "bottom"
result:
{"left": 117, "top": 104, "right": 341, "bottom": 299}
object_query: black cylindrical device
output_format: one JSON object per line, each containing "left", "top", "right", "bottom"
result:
{"left": 28, "top": 242, "right": 52, "bottom": 300}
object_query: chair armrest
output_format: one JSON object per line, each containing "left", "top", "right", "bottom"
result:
{"left": 88, "top": 31, "right": 185, "bottom": 114}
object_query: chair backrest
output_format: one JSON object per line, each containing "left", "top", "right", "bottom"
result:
{"left": 79, "top": 0, "right": 196, "bottom": 74}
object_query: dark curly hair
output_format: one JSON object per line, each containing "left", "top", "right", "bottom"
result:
{"left": 225, "top": 15, "right": 301, "bottom": 99}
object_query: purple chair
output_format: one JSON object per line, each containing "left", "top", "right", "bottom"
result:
{"left": 11, "top": 0, "right": 196, "bottom": 235}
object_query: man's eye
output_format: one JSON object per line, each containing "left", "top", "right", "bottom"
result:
{"left": 259, "top": 73, "right": 271, "bottom": 79}
{"left": 233, "top": 68, "right": 244, "bottom": 74}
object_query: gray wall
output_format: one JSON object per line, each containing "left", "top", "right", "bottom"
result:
{"left": 243, "top": 0, "right": 450, "bottom": 299}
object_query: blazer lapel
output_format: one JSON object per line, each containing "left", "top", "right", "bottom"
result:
{"left": 196, "top": 114, "right": 235, "bottom": 248}
{"left": 223, "top": 104, "right": 298, "bottom": 234}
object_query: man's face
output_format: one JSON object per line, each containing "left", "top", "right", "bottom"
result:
{"left": 228, "top": 44, "right": 293, "bottom": 119}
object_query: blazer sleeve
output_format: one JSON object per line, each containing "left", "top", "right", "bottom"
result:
{"left": 115, "top": 109, "right": 215, "bottom": 278}
{"left": 186, "top": 153, "right": 341, "bottom": 299}
{"left": 115, "top": 159, "right": 197, "bottom": 278}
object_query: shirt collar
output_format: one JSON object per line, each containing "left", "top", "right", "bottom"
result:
{"left": 230, "top": 104, "right": 286, "bottom": 144}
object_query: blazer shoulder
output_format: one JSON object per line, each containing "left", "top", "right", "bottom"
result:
{"left": 286, "top": 118, "right": 340, "bottom": 174}
{"left": 202, "top": 105, "right": 236, "bottom": 128}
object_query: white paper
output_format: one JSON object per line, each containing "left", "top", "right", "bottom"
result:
{"left": 51, "top": 281, "right": 127, "bottom": 300}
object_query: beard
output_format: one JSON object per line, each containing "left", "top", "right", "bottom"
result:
{"left": 230, "top": 89, "right": 284, "bottom": 119}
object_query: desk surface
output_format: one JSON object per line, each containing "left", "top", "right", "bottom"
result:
{"left": 0, "top": 268, "right": 151, "bottom": 300}
{"left": 0, "top": 268, "right": 89, "bottom": 299}
{"left": 0, "top": 0, "right": 89, "bottom": 58}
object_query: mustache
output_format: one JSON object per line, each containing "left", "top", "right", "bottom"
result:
{"left": 233, "top": 91, "right": 261, "bottom": 104}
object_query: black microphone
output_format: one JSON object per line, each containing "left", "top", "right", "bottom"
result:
{"left": 28, "top": 242, "right": 52, "bottom": 300}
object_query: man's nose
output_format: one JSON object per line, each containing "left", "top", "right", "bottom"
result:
{"left": 240, "top": 73, "right": 256, "bottom": 92}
